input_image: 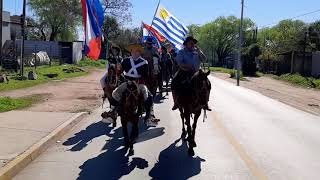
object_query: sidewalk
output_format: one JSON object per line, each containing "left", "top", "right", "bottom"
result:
{"left": 0, "top": 111, "right": 84, "bottom": 169}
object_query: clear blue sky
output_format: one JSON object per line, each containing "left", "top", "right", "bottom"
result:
{"left": 3, "top": 0, "right": 320, "bottom": 28}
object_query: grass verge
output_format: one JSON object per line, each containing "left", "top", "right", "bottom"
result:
{"left": 0, "top": 97, "right": 37, "bottom": 112}
{"left": 274, "top": 73, "right": 320, "bottom": 89}
{"left": 78, "top": 57, "right": 107, "bottom": 69}
{"left": 0, "top": 65, "right": 88, "bottom": 92}
{"left": 209, "top": 67, "right": 246, "bottom": 81}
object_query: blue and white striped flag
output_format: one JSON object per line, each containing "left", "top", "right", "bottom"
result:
{"left": 152, "top": 4, "right": 189, "bottom": 50}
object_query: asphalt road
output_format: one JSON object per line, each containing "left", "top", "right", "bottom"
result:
{"left": 14, "top": 76, "right": 320, "bottom": 180}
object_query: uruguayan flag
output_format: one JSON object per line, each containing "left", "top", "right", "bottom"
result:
{"left": 152, "top": 4, "right": 189, "bottom": 50}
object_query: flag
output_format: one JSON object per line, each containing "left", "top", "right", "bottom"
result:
{"left": 142, "top": 22, "right": 165, "bottom": 49}
{"left": 152, "top": 4, "right": 189, "bottom": 50}
{"left": 143, "top": 23, "right": 166, "bottom": 42}
{"left": 81, "top": 0, "right": 104, "bottom": 60}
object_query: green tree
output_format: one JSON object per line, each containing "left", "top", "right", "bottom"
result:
{"left": 197, "top": 16, "right": 255, "bottom": 66}
{"left": 308, "top": 21, "right": 320, "bottom": 51}
{"left": 102, "top": 0, "right": 132, "bottom": 23}
{"left": 28, "top": 0, "right": 82, "bottom": 41}
{"left": 258, "top": 20, "right": 307, "bottom": 56}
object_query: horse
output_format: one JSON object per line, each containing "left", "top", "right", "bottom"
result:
{"left": 177, "top": 70, "right": 211, "bottom": 156}
{"left": 102, "top": 63, "right": 122, "bottom": 127}
{"left": 118, "top": 81, "right": 143, "bottom": 156}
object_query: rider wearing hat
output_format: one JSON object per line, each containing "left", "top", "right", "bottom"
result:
{"left": 102, "top": 43, "right": 159, "bottom": 126}
{"left": 171, "top": 36, "right": 212, "bottom": 111}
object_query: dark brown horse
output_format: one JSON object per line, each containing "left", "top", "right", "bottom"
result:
{"left": 177, "top": 70, "right": 211, "bottom": 156}
{"left": 102, "top": 64, "right": 122, "bottom": 127}
{"left": 118, "top": 81, "right": 143, "bottom": 156}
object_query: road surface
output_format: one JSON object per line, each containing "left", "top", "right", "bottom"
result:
{"left": 14, "top": 76, "right": 320, "bottom": 180}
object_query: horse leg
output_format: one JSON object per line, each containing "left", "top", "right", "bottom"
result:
{"left": 190, "top": 111, "right": 201, "bottom": 148}
{"left": 185, "top": 112, "right": 195, "bottom": 156}
{"left": 180, "top": 108, "right": 186, "bottom": 140}
{"left": 129, "top": 117, "right": 139, "bottom": 156}
{"left": 121, "top": 118, "right": 130, "bottom": 148}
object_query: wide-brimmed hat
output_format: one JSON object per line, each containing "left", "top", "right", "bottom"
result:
{"left": 146, "top": 37, "right": 155, "bottom": 44}
{"left": 183, "top": 36, "right": 198, "bottom": 45}
{"left": 127, "top": 43, "right": 144, "bottom": 53}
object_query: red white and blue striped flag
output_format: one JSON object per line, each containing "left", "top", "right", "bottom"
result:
{"left": 142, "top": 22, "right": 166, "bottom": 49}
{"left": 81, "top": 0, "right": 104, "bottom": 60}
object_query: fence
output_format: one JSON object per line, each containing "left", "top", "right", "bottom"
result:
{"left": 2, "top": 40, "right": 84, "bottom": 70}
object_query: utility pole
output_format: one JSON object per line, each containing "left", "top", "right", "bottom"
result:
{"left": 20, "top": 0, "right": 26, "bottom": 77}
{"left": 237, "top": 0, "right": 244, "bottom": 86}
{"left": 0, "top": 0, "right": 3, "bottom": 66}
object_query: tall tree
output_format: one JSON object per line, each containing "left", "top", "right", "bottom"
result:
{"left": 28, "top": 0, "right": 82, "bottom": 41}
{"left": 102, "top": 0, "right": 132, "bottom": 23}
{"left": 258, "top": 20, "right": 307, "bottom": 60}
{"left": 308, "top": 21, "right": 320, "bottom": 51}
{"left": 197, "top": 16, "right": 255, "bottom": 66}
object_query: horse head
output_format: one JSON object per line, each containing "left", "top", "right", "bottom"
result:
{"left": 192, "top": 70, "right": 211, "bottom": 106}
{"left": 121, "top": 81, "right": 140, "bottom": 115}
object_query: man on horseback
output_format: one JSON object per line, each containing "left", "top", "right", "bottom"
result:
{"left": 102, "top": 43, "right": 159, "bottom": 127}
{"left": 171, "top": 36, "right": 212, "bottom": 111}
{"left": 143, "top": 37, "right": 162, "bottom": 96}
{"left": 100, "top": 45, "right": 123, "bottom": 90}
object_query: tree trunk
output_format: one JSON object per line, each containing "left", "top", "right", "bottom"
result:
{"left": 50, "top": 31, "right": 58, "bottom": 41}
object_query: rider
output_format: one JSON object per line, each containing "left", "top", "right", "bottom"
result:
{"left": 171, "top": 36, "right": 212, "bottom": 111}
{"left": 160, "top": 46, "right": 173, "bottom": 91}
{"left": 100, "top": 46, "right": 123, "bottom": 90}
{"left": 103, "top": 43, "right": 159, "bottom": 126}
{"left": 143, "top": 37, "right": 163, "bottom": 94}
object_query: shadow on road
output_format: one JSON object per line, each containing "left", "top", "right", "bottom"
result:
{"left": 149, "top": 139, "right": 206, "bottom": 180}
{"left": 76, "top": 119, "right": 165, "bottom": 180}
{"left": 63, "top": 121, "right": 112, "bottom": 151}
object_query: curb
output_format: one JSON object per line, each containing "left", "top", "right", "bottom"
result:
{"left": 0, "top": 112, "right": 88, "bottom": 180}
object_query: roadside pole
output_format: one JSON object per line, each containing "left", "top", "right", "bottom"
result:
{"left": 20, "top": 0, "right": 26, "bottom": 77}
{"left": 0, "top": 0, "right": 3, "bottom": 66}
{"left": 237, "top": 0, "right": 244, "bottom": 86}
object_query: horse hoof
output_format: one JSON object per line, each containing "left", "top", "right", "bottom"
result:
{"left": 128, "top": 149, "right": 134, "bottom": 156}
{"left": 188, "top": 148, "right": 195, "bottom": 156}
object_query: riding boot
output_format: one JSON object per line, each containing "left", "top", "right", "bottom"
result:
{"left": 171, "top": 90, "right": 180, "bottom": 110}
{"left": 101, "top": 97, "right": 119, "bottom": 123}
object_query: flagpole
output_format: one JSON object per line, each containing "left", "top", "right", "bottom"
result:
{"left": 150, "top": 0, "right": 160, "bottom": 29}
{"left": 146, "top": 0, "right": 160, "bottom": 44}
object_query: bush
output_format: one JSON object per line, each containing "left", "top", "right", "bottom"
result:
{"left": 274, "top": 73, "right": 320, "bottom": 89}
{"left": 229, "top": 70, "right": 245, "bottom": 81}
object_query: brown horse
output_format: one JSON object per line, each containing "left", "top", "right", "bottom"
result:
{"left": 102, "top": 64, "right": 122, "bottom": 127}
{"left": 118, "top": 81, "right": 143, "bottom": 156}
{"left": 177, "top": 70, "right": 211, "bottom": 156}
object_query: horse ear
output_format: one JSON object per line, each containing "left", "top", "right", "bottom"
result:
{"left": 206, "top": 70, "right": 211, "bottom": 76}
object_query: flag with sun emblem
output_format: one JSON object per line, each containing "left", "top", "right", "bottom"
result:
{"left": 152, "top": 4, "right": 189, "bottom": 50}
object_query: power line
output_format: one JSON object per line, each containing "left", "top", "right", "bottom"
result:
{"left": 259, "top": 9, "right": 320, "bottom": 29}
